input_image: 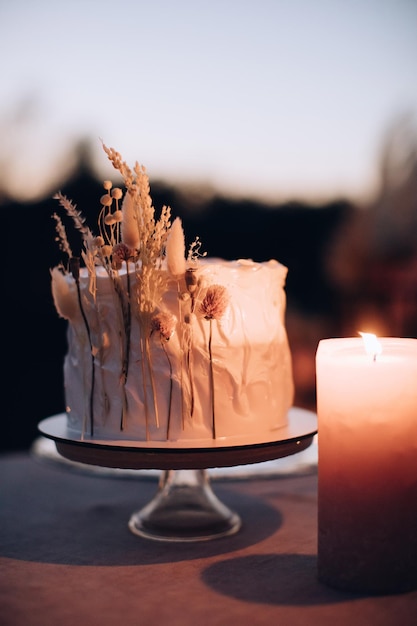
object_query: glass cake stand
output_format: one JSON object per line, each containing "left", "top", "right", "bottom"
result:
{"left": 38, "top": 407, "right": 317, "bottom": 542}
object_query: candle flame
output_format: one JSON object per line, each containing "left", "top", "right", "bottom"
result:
{"left": 359, "top": 332, "right": 382, "bottom": 358}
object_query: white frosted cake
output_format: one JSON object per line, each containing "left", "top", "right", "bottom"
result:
{"left": 51, "top": 145, "right": 294, "bottom": 446}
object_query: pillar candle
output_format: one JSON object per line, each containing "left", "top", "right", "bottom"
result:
{"left": 316, "top": 337, "right": 417, "bottom": 593}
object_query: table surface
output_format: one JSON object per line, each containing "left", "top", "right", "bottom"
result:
{"left": 1, "top": 448, "right": 416, "bottom": 626}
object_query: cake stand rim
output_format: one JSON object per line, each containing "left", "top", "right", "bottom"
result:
{"left": 37, "top": 408, "right": 317, "bottom": 470}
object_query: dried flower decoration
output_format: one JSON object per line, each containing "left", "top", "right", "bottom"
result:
{"left": 151, "top": 311, "right": 177, "bottom": 341}
{"left": 185, "top": 268, "right": 199, "bottom": 303}
{"left": 151, "top": 312, "right": 178, "bottom": 437}
{"left": 112, "top": 242, "right": 135, "bottom": 270}
{"left": 52, "top": 144, "right": 229, "bottom": 441}
{"left": 166, "top": 217, "right": 186, "bottom": 278}
{"left": 199, "top": 284, "right": 229, "bottom": 438}
{"left": 199, "top": 284, "right": 229, "bottom": 320}
{"left": 121, "top": 191, "right": 140, "bottom": 250}
{"left": 50, "top": 267, "right": 78, "bottom": 320}
{"left": 53, "top": 192, "right": 93, "bottom": 246}
{"left": 69, "top": 256, "right": 96, "bottom": 437}
{"left": 111, "top": 187, "right": 123, "bottom": 200}
{"left": 101, "top": 145, "right": 175, "bottom": 435}
{"left": 52, "top": 213, "right": 72, "bottom": 260}
{"left": 187, "top": 236, "right": 206, "bottom": 264}
{"left": 181, "top": 267, "right": 200, "bottom": 417}
{"left": 52, "top": 196, "right": 96, "bottom": 436}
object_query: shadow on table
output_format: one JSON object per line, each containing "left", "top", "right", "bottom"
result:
{"left": 1, "top": 455, "right": 282, "bottom": 566}
{"left": 202, "top": 553, "right": 370, "bottom": 605}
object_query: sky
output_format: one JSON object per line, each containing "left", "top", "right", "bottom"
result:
{"left": 0, "top": 0, "right": 417, "bottom": 204}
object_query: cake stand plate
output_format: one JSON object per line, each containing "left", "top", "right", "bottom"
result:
{"left": 38, "top": 408, "right": 317, "bottom": 542}
{"left": 38, "top": 407, "right": 317, "bottom": 470}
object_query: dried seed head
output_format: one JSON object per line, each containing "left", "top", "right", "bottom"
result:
{"left": 199, "top": 285, "right": 229, "bottom": 320}
{"left": 185, "top": 268, "right": 198, "bottom": 286}
{"left": 104, "top": 213, "right": 116, "bottom": 225}
{"left": 101, "top": 245, "right": 112, "bottom": 257}
{"left": 94, "top": 236, "right": 105, "bottom": 247}
{"left": 151, "top": 311, "right": 177, "bottom": 340}
{"left": 111, "top": 187, "right": 123, "bottom": 199}
{"left": 100, "top": 194, "right": 113, "bottom": 206}
{"left": 112, "top": 242, "right": 135, "bottom": 263}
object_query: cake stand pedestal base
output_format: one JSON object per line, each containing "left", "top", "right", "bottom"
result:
{"left": 128, "top": 469, "right": 241, "bottom": 542}
{"left": 38, "top": 409, "right": 317, "bottom": 542}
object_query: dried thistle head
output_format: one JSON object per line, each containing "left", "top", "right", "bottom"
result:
{"left": 112, "top": 243, "right": 135, "bottom": 267}
{"left": 199, "top": 285, "right": 229, "bottom": 320}
{"left": 151, "top": 311, "right": 177, "bottom": 340}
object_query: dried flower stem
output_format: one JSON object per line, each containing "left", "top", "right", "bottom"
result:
{"left": 110, "top": 274, "right": 130, "bottom": 430}
{"left": 120, "top": 262, "right": 132, "bottom": 430}
{"left": 186, "top": 324, "right": 195, "bottom": 417}
{"left": 138, "top": 323, "right": 161, "bottom": 438}
{"left": 71, "top": 258, "right": 95, "bottom": 437}
{"left": 184, "top": 269, "right": 200, "bottom": 416}
{"left": 150, "top": 311, "right": 177, "bottom": 436}
{"left": 208, "top": 319, "right": 216, "bottom": 439}
{"left": 160, "top": 337, "right": 174, "bottom": 439}
{"left": 93, "top": 299, "right": 111, "bottom": 419}
{"left": 145, "top": 335, "right": 160, "bottom": 429}
{"left": 125, "top": 264, "right": 132, "bottom": 370}
{"left": 199, "top": 285, "right": 229, "bottom": 439}
{"left": 178, "top": 310, "right": 194, "bottom": 427}
{"left": 178, "top": 333, "right": 187, "bottom": 430}
{"left": 166, "top": 217, "right": 186, "bottom": 278}
{"left": 139, "top": 335, "right": 150, "bottom": 440}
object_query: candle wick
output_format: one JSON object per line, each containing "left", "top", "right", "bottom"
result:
{"left": 373, "top": 353, "right": 377, "bottom": 363}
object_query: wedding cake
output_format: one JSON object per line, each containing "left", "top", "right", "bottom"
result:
{"left": 51, "top": 145, "right": 294, "bottom": 446}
